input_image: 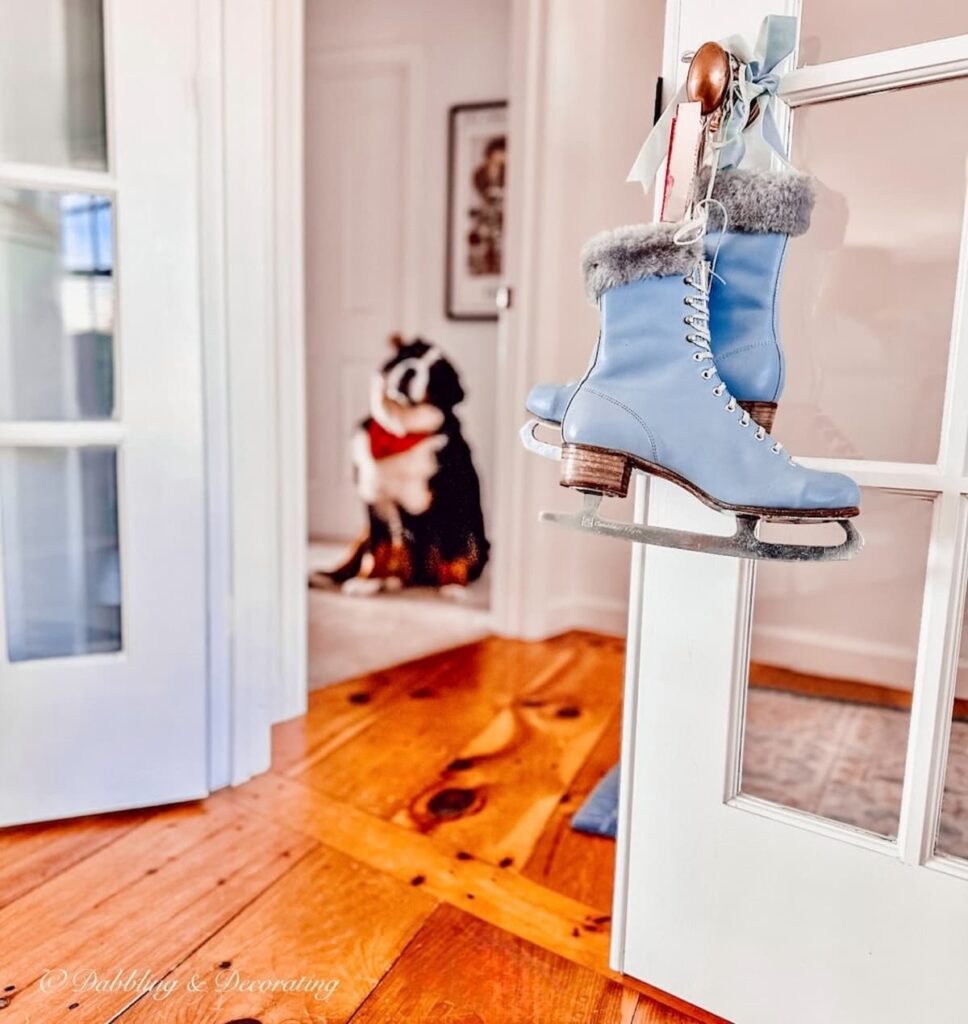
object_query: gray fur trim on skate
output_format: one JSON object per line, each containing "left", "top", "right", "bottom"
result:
{"left": 581, "top": 223, "right": 702, "bottom": 303}
{"left": 700, "top": 167, "right": 815, "bottom": 236}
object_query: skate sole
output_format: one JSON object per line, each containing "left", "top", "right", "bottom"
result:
{"left": 560, "top": 442, "right": 859, "bottom": 523}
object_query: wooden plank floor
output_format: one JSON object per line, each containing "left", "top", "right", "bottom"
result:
{"left": 0, "top": 632, "right": 726, "bottom": 1024}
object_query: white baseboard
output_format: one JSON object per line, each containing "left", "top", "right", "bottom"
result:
{"left": 751, "top": 624, "right": 917, "bottom": 690}
{"left": 533, "top": 595, "right": 629, "bottom": 640}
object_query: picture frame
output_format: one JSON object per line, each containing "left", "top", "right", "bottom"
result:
{"left": 445, "top": 101, "right": 508, "bottom": 321}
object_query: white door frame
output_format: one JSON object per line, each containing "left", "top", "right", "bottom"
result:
{"left": 612, "top": 5, "right": 968, "bottom": 1018}
{"left": 272, "top": 0, "right": 309, "bottom": 739}
{"left": 199, "top": 0, "right": 307, "bottom": 791}
{"left": 489, "top": 0, "right": 550, "bottom": 637}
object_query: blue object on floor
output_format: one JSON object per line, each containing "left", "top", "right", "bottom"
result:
{"left": 570, "top": 764, "right": 620, "bottom": 838}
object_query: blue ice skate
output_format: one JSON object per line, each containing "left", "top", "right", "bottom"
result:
{"left": 524, "top": 168, "right": 813, "bottom": 436}
{"left": 533, "top": 222, "right": 861, "bottom": 562}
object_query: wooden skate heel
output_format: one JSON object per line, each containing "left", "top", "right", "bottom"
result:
{"left": 560, "top": 444, "right": 631, "bottom": 498}
{"left": 738, "top": 400, "right": 778, "bottom": 433}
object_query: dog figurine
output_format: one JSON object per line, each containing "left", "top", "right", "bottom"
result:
{"left": 310, "top": 335, "right": 489, "bottom": 595}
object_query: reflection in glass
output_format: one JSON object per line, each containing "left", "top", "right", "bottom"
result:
{"left": 799, "top": 2, "right": 968, "bottom": 67}
{"left": 936, "top": 568, "right": 968, "bottom": 860}
{"left": 779, "top": 79, "right": 968, "bottom": 463}
{"left": 0, "top": 189, "right": 115, "bottom": 420}
{"left": 1, "top": 446, "right": 121, "bottom": 662}
{"left": 740, "top": 490, "right": 933, "bottom": 837}
{"left": 0, "top": 0, "right": 107, "bottom": 168}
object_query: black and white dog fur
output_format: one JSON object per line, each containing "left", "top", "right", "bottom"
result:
{"left": 310, "top": 335, "right": 489, "bottom": 595}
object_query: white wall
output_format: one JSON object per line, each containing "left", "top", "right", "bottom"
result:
{"left": 305, "top": 0, "right": 510, "bottom": 540}
{"left": 491, "top": 0, "right": 665, "bottom": 639}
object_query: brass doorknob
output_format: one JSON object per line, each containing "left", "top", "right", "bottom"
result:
{"left": 685, "top": 41, "right": 731, "bottom": 116}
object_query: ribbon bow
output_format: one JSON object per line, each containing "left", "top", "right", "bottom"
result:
{"left": 626, "top": 14, "right": 797, "bottom": 188}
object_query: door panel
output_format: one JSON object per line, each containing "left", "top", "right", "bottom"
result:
{"left": 305, "top": 53, "right": 412, "bottom": 539}
{"left": 0, "top": 0, "right": 208, "bottom": 826}
{"left": 617, "top": 3, "right": 968, "bottom": 1020}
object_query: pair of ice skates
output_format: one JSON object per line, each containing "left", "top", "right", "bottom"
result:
{"left": 521, "top": 167, "right": 862, "bottom": 562}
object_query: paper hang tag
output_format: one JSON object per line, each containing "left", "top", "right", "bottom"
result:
{"left": 660, "top": 100, "right": 703, "bottom": 223}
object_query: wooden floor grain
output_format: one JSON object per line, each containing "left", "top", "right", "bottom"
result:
{"left": 523, "top": 708, "right": 622, "bottom": 911}
{"left": 350, "top": 903, "right": 627, "bottom": 1024}
{"left": 0, "top": 632, "right": 721, "bottom": 1024}
{"left": 0, "top": 807, "right": 148, "bottom": 911}
{"left": 120, "top": 842, "right": 435, "bottom": 1024}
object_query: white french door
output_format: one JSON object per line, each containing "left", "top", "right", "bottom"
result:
{"left": 615, "top": 4, "right": 968, "bottom": 1022}
{"left": 0, "top": 0, "right": 208, "bottom": 825}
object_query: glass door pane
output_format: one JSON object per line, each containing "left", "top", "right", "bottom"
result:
{"left": 0, "top": 446, "right": 121, "bottom": 661}
{"left": 0, "top": 0, "right": 107, "bottom": 169}
{"left": 0, "top": 188, "right": 115, "bottom": 420}
{"left": 739, "top": 490, "right": 934, "bottom": 837}
{"left": 936, "top": 533, "right": 968, "bottom": 860}
{"left": 777, "top": 78, "right": 968, "bottom": 464}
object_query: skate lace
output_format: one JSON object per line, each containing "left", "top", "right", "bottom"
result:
{"left": 683, "top": 263, "right": 788, "bottom": 458}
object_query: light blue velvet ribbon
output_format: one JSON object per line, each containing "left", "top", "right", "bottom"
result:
{"left": 626, "top": 14, "right": 797, "bottom": 186}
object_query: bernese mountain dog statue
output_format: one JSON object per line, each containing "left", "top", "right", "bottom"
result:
{"left": 310, "top": 334, "right": 489, "bottom": 595}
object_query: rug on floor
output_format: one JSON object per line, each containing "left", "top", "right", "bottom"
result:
{"left": 307, "top": 541, "right": 490, "bottom": 688}
{"left": 571, "top": 764, "right": 620, "bottom": 838}
{"left": 569, "top": 688, "right": 968, "bottom": 857}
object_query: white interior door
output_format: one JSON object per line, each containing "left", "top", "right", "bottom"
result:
{"left": 615, "top": 4, "right": 968, "bottom": 1022}
{"left": 0, "top": 0, "right": 208, "bottom": 826}
{"left": 305, "top": 48, "right": 418, "bottom": 540}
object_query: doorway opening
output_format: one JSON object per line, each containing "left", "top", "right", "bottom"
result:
{"left": 302, "top": 1, "right": 508, "bottom": 686}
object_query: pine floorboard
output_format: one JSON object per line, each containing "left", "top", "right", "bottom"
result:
{"left": 522, "top": 706, "right": 623, "bottom": 912}
{"left": 1, "top": 802, "right": 315, "bottom": 1023}
{"left": 228, "top": 772, "right": 614, "bottom": 976}
{"left": 119, "top": 842, "right": 435, "bottom": 1024}
{"left": 349, "top": 903, "right": 627, "bottom": 1024}
{"left": 0, "top": 807, "right": 149, "bottom": 910}
{"left": 0, "top": 632, "right": 722, "bottom": 1024}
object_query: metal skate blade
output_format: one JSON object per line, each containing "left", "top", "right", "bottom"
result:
{"left": 520, "top": 419, "right": 562, "bottom": 462}
{"left": 539, "top": 498, "right": 863, "bottom": 563}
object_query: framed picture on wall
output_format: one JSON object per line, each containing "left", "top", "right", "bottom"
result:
{"left": 445, "top": 101, "right": 508, "bottom": 321}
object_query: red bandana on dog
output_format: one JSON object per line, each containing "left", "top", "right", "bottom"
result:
{"left": 368, "top": 420, "right": 433, "bottom": 460}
